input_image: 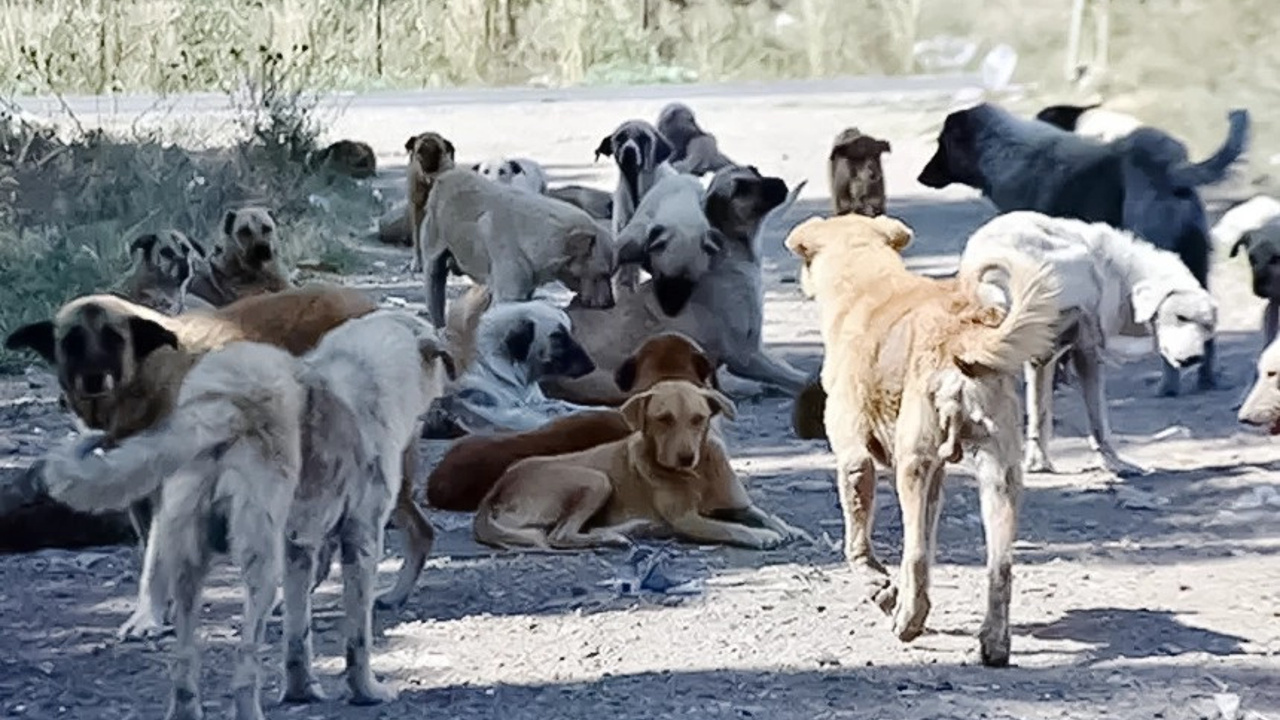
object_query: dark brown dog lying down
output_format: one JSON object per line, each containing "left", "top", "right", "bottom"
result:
{"left": 426, "top": 332, "right": 717, "bottom": 512}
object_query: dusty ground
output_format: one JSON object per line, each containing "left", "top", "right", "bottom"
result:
{"left": 2, "top": 85, "right": 1279, "bottom": 719}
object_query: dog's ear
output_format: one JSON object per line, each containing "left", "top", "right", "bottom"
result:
{"left": 653, "top": 132, "right": 674, "bottom": 166}
{"left": 871, "top": 216, "right": 913, "bottom": 252}
{"left": 129, "top": 234, "right": 159, "bottom": 258}
{"left": 594, "top": 134, "right": 614, "bottom": 161}
{"left": 877, "top": 139, "right": 892, "bottom": 155}
{"left": 701, "top": 387, "right": 737, "bottom": 421}
{"left": 222, "top": 210, "right": 237, "bottom": 237}
{"left": 404, "top": 136, "right": 418, "bottom": 153}
{"left": 1131, "top": 281, "right": 1171, "bottom": 324}
{"left": 702, "top": 228, "right": 726, "bottom": 256}
{"left": 1231, "top": 232, "right": 1253, "bottom": 259}
{"left": 691, "top": 350, "right": 717, "bottom": 388}
{"left": 506, "top": 160, "right": 523, "bottom": 176}
{"left": 470, "top": 162, "right": 481, "bottom": 173}
{"left": 614, "top": 356, "right": 638, "bottom": 392}
{"left": 5, "top": 320, "right": 58, "bottom": 364}
{"left": 443, "top": 139, "right": 455, "bottom": 158}
{"left": 783, "top": 216, "right": 828, "bottom": 262}
{"left": 619, "top": 390, "right": 653, "bottom": 431}
{"left": 128, "top": 316, "right": 179, "bottom": 360}
{"left": 505, "top": 319, "right": 536, "bottom": 363}
{"left": 187, "top": 237, "right": 208, "bottom": 258}
{"left": 418, "top": 335, "right": 458, "bottom": 381}
{"left": 565, "top": 229, "right": 598, "bottom": 259}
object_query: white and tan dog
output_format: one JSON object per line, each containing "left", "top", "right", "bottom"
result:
{"left": 472, "top": 156, "right": 549, "bottom": 194}
{"left": 121, "top": 230, "right": 209, "bottom": 315}
{"left": 960, "top": 211, "right": 1218, "bottom": 477}
{"left": 420, "top": 167, "right": 616, "bottom": 328}
{"left": 41, "top": 310, "right": 453, "bottom": 718}
{"left": 595, "top": 119, "right": 679, "bottom": 291}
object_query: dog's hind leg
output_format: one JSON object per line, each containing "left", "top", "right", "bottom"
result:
{"left": 1072, "top": 346, "right": 1147, "bottom": 477}
{"left": 229, "top": 505, "right": 284, "bottom": 720}
{"left": 424, "top": 251, "right": 451, "bottom": 328}
{"left": 120, "top": 515, "right": 174, "bottom": 641}
{"left": 340, "top": 460, "right": 399, "bottom": 706}
{"left": 157, "top": 515, "right": 212, "bottom": 720}
{"left": 971, "top": 441, "right": 1020, "bottom": 668}
{"left": 889, "top": 451, "right": 943, "bottom": 644}
{"left": 1022, "top": 360, "right": 1058, "bottom": 473}
{"left": 834, "top": 449, "right": 895, "bottom": 612}
{"left": 281, "top": 540, "right": 327, "bottom": 704}
{"left": 546, "top": 470, "right": 632, "bottom": 549}
{"left": 377, "top": 442, "right": 436, "bottom": 610}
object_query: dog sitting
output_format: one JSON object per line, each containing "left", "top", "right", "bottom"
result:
{"left": 547, "top": 184, "right": 614, "bottom": 221}
{"left": 656, "top": 102, "right": 735, "bottom": 176}
{"left": 595, "top": 119, "right": 678, "bottom": 290}
{"left": 41, "top": 310, "right": 453, "bottom": 717}
{"left": 420, "top": 166, "right": 616, "bottom": 328}
{"left": 828, "top": 127, "right": 891, "bottom": 217}
{"left": 785, "top": 212, "right": 1059, "bottom": 668}
{"left": 309, "top": 139, "right": 377, "bottom": 178}
{"left": 918, "top": 102, "right": 1249, "bottom": 396}
{"left": 961, "top": 211, "right": 1218, "bottom": 477}
{"left": 472, "top": 156, "right": 549, "bottom": 194}
{"left": 475, "top": 379, "right": 787, "bottom": 550}
{"left": 181, "top": 207, "right": 293, "bottom": 311}
{"left": 120, "top": 230, "right": 208, "bottom": 315}
{"left": 405, "top": 131, "right": 457, "bottom": 273}
{"left": 1034, "top": 102, "right": 1144, "bottom": 143}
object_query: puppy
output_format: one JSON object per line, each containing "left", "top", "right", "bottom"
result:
{"left": 656, "top": 102, "right": 735, "bottom": 176}
{"left": 1238, "top": 335, "right": 1280, "bottom": 434}
{"left": 475, "top": 379, "right": 786, "bottom": 550}
{"left": 918, "top": 103, "right": 1249, "bottom": 396}
{"left": 547, "top": 184, "right": 614, "bottom": 221}
{"left": 828, "top": 127, "right": 891, "bottom": 217}
{"left": 615, "top": 173, "right": 723, "bottom": 316}
{"left": 472, "top": 156, "right": 549, "bottom": 194}
{"left": 1035, "top": 102, "right": 1143, "bottom": 143}
{"left": 595, "top": 119, "right": 678, "bottom": 290}
{"left": 785, "top": 213, "right": 1059, "bottom": 667}
{"left": 310, "top": 139, "right": 377, "bottom": 178}
{"left": 41, "top": 310, "right": 453, "bottom": 717}
{"left": 420, "top": 167, "right": 616, "bottom": 328}
{"left": 405, "top": 131, "right": 457, "bottom": 273}
{"left": 120, "top": 230, "right": 208, "bottom": 315}
{"left": 182, "top": 207, "right": 292, "bottom": 310}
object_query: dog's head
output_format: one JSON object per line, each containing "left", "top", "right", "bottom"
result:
{"left": 595, "top": 120, "right": 673, "bottom": 187}
{"left": 483, "top": 300, "right": 595, "bottom": 381}
{"left": 310, "top": 139, "right": 377, "bottom": 178}
{"left": 614, "top": 331, "right": 718, "bottom": 395}
{"left": 1034, "top": 103, "right": 1102, "bottom": 132}
{"left": 918, "top": 105, "right": 987, "bottom": 190}
{"left": 471, "top": 157, "right": 524, "bottom": 185}
{"left": 404, "top": 131, "right": 457, "bottom": 176}
{"left": 785, "top": 214, "right": 914, "bottom": 298}
{"left": 656, "top": 102, "right": 703, "bottom": 150}
{"left": 1239, "top": 337, "right": 1280, "bottom": 434}
{"left": 129, "top": 229, "right": 207, "bottom": 286}
{"left": 220, "top": 207, "right": 278, "bottom": 267}
{"left": 5, "top": 295, "right": 179, "bottom": 425}
{"left": 557, "top": 223, "right": 617, "bottom": 310}
{"left": 617, "top": 176, "right": 721, "bottom": 316}
{"left": 1231, "top": 223, "right": 1280, "bottom": 299}
{"left": 621, "top": 379, "right": 735, "bottom": 471}
{"left": 703, "top": 164, "right": 789, "bottom": 241}
{"left": 830, "top": 127, "right": 892, "bottom": 166}
{"left": 1132, "top": 281, "right": 1217, "bottom": 369}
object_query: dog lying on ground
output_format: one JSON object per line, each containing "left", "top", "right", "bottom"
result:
{"left": 1238, "top": 335, "right": 1280, "bottom": 434}
{"left": 475, "top": 379, "right": 788, "bottom": 550}
{"left": 615, "top": 172, "right": 722, "bottom": 316}
{"left": 472, "top": 156, "right": 549, "bottom": 194}
{"left": 120, "top": 230, "right": 208, "bottom": 315}
{"left": 545, "top": 165, "right": 811, "bottom": 405}
{"left": 1034, "top": 102, "right": 1143, "bottom": 142}
{"left": 961, "top": 211, "right": 1217, "bottom": 477}
{"left": 181, "top": 207, "right": 293, "bottom": 311}
{"left": 405, "top": 131, "right": 457, "bottom": 273}
{"left": 376, "top": 199, "right": 412, "bottom": 247}
{"left": 309, "top": 139, "right": 377, "bottom": 178}
{"left": 656, "top": 102, "right": 735, "bottom": 176}
{"left": 41, "top": 310, "right": 453, "bottom": 718}
{"left": 596, "top": 119, "right": 678, "bottom": 290}
{"left": 420, "top": 166, "right": 616, "bottom": 328}
{"left": 828, "top": 127, "right": 891, "bottom": 217}
{"left": 547, "top": 184, "right": 614, "bottom": 221}
{"left": 785, "top": 212, "right": 1059, "bottom": 668}
{"left": 918, "top": 102, "right": 1248, "bottom": 396}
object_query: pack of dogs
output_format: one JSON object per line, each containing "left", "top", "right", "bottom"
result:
{"left": 5, "top": 97, "right": 1279, "bottom": 717}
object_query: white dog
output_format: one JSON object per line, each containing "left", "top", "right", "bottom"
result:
{"left": 1238, "top": 336, "right": 1280, "bottom": 434}
{"left": 472, "top": 156, "right": 549, "bottom": 195}
{"left": 960, "top": 211, "right": 1218, "bottom": 477}
{"left": 42, "top": 311, "right": 453, "bottom": 719}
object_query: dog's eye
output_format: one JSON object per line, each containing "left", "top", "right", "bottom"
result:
{"left": 690, "top": 414, "right": 707, "bottom": 425}
{"left": 60, "top": 327, "right": 86, "bottom": 356}
{"left": 655, "top": 413, "right": 675, "bottom": 425}
{"left": 261, "top": 226, "right": 273, "bottom": 235}
{"left": 1175, "top": 314, "right": 1190, "bottom": 323}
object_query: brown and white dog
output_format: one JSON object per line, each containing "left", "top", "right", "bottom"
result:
{"left": 120, "top": 230, "right": 208, "bottom": 315}
{"left": 405, "top": 131, "right": 457, "bottom": 273}
{"left": 182, "top": 207, "right": 293, "bottom": 310}
{"left": 828, "top": 127, "right": 891, "bottom": 217}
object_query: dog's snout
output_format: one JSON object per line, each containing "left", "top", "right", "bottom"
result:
{"left": 676, "top": 450, "right": 696, "bottom": 468}
{"left": 249, "top": 244, "right": 274, "bottom": 264}
{"left": 79, "top": 372, "right": 112, "bottom": 396}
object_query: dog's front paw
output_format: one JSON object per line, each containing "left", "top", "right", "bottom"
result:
{"left": 348, "top": 678, "right": 398, "bottom": 706}
{"left": 1100, "top": 453, "right": 1149, "bottom": 479}
{"left": 755, "top": 529, "right": 786, "bottom": 550}
{"left": 978, "top": 620, "right": 1012, "bottom": 668}
{"left": 891, "top": 591, "right": 931, "bottom": 643}
{"left": 117, "top": 607, "right": 171, "bottom": 642}
{"left": 281, "top": 679, "right": 328, "bottom": 704}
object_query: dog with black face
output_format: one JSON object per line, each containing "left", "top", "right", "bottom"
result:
{"left": 828, "top": 127, "right": 891, "bottom": 217}
{"left": 595, "top": 119, "right": 677, "bottom": 291}
{"left": 182, "top": 207, "right": 292, "bottom": 310}
{"left": 656, "top": 102, "right": 735, "bottom": 176}
{"left": 121, "top": 230, "right": 208, "bottom": 315}
{"left": 405, "top": 131, "right": 457, "bottom": 273}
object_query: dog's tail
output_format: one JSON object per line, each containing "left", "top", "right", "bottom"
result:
{"left": 951, "top": 256, "right": 1061, "bottom": 376}
{"left": 445, "top": 284, "right": 494, "bottom": 374}
{"left": 472, "top": 503, "right": 548, "bottom": 550}
{"left": 1174, "top": 109, "right": 1250, "bottom": 187}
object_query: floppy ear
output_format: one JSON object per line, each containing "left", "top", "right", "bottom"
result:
{"left": 701, "top": 387, "right": 737, "bottom": 421}
{"left": 418, "top": 335, "right": 458, "bottom": 381}
{"left": 619, "top": 390, "right": 652, "bottom": 431}
{"left": 877, "top": 139, "right": 892, "bottom": 154}
{"left": 1131, "top": 281, "right": 1170, "bottom": 324}
{"left": 702, "top": 228, "right": 725, "bottom": 256}
{"left": 505, "top": 318, "right": 536, "bottom": 363}
{"left": 222, "top": 211, "right": 237, "bottom": 237}
{"left": 564, "top": 229, "right": 598, "bottom": 259}
{"left": 691, "top": 350, "right": 717, "bottom": 388}
{"left": 129, "top": 234, "right": 159, "bottom": 258}
{"left": 1231, "top": 231, "right": 1253, "bottom": 259}
{"left": 470, "top": 162, "right": 481, "bottom": 173}
{"left": 614, "top": 356, "right": 638, "bottom": 392}
{"left": 594, "top": 134, "right": 613, "bottom": 161}
{"left": 783, "top": 216, "right": 827, "bottom": 261}
{"left": 128, "top": 317, "right": 179, "bottom": 360}
{"left": 404, "top": 136, "right": 418, "bottom": 153}
{"left": 653, "top": 133, "right": 674, "bottom": 166}
{"left": 871, "top": 215, "right": 913, "bottom": 252}
{"left": 443, "top": 139, "right": 455, "bottom": 157}
{"left": 506, "top": 160, "right": 523, "bottom": 176}
{"left": 5, "top": 320, "right": 57, "bottom": 364}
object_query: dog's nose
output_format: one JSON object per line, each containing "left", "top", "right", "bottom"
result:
{"left": 1181, "top": 355, "right": 1203, "bottom": 367}
{"left": 676, "top": 451, "right": 696, "bottom": 468}
{"left": 80, "top": 372, "right": 110, "bottom": 395}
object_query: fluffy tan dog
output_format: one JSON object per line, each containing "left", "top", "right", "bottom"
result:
{"left": 785, "top": 213, "right": 1059, "bottom": 668}
{"left": 405, "top": 131, "right": 456, "bottom": 273}
{"left": 474, "top": 379, "right": 788, "bottom": 550}
{"left": 828, "top": 127, "right": 891, "bottom": 217}
{"left": 182, "top": 207, "right": 293, "bottom": 310}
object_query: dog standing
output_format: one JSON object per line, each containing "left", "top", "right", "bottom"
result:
{"left": 786, "top": 213, "right": 1059, "bottom": 667}
{"left": 595, "top": 119, "right": 678, "bottom": 291}
{"left": 120, "top": 230, "right": 208, "bottom": 315}
{"left": 828, "top": 127, "right": 891, "bottom": 217}
{"left": 41, "top": 310, "right": 453, "bottom": 718}
{"left": 472, "top": 156, "right": 549, "bottom": 194}
{"left": 1225, "top": 201, "right": 1280, "bottom": 344}
{"left": 405, "top": 131, "right": 457, "bottom": 273}
{"left": 656, "top": 102, "right": 735, "bottom": 176}
{"left": 181, "top": 207, "right": 293, "bottom": 311}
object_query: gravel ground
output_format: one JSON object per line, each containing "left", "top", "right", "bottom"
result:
{"left": 1, "top": 84, "right": 1278, "bottom": 720}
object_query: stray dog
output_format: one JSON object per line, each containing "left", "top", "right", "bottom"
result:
{"left": 919, "top": 102, "right": 1248, "bottom": 396}
{"left": 785, "top": 212, "right": 1059, "bottom": 667}
{"left": 421, "top": 292, "right": 596, "bottom": 437}
{"left": 420, "top": 167, "right": 616, "bottom": 328}
{"left": 182, "top": 207, "right": 292, "bottom": 311}
{"left": 121, "top": 230, "right": 208, "bottom": 315}
{"left": 376, "top": 199, "right": 412, "bottom": 247}
{"left": 546, "top": 165, "right": 811, "bottom": 405}
{"left": 475, "top": 379, "right": 788, "bottom": 550}
{"left": 405, "top": 131, "right": 457, "bottom": 273}
{"left": 1034, "top": 102, "right": 1144, "bottom": 142}
{"left": 1230, "top": 218, "right": 1280, "bottom": 344}
{"left": 547, "top": 184, "right": 614, "bottom": 221}
{"left": 656, "top": 102, "right": 735, "bottom": 176}
{"left": 828, "top": 127, "right": 891, "bottom": 217}
{"left": 595, "top": 119, "right": 678, "bottom": 290}
{"left": 41, "top": 310, "right": 453, "bottom": 718}
{"left": 472, "top": 156, "right": 549, "bottom": 194}
{"left": 961, "top": 211, "right": 1217, "bottom": 477}
{"left": 309, "top": 139, "right": 377, "bottom": 178}
{"left": 615, "top": 172, "right": 723, "bottom": 316}
{"left": 1238, "top": 335, "right": 1280, "bottom": 434}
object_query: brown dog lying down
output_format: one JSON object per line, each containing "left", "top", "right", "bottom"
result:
{"left": 475, "top": 379, "right": 796, "bottom": 550}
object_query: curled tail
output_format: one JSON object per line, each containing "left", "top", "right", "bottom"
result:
{"left": 952, "top": 256, "right": 1061, "bottom": 376}
{"left": 1175, "top": 109, "right": 1250, "bottom": 187}
{"left": 445, "top": 284, "right": 494, "bottom": 373}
